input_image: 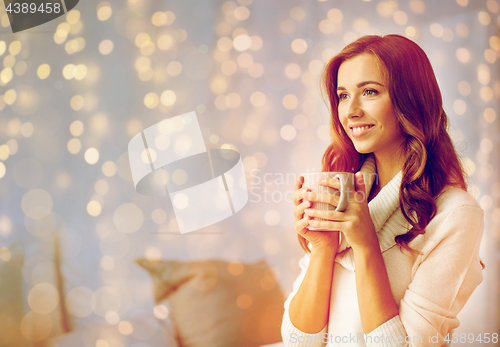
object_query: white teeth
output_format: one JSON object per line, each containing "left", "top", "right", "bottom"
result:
{"left": 352, "top": 125, "right": 373, "bottom": 133}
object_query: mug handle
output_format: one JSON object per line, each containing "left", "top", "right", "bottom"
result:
{"left": 334, "top": 173, "right": 349, "bottom": 212}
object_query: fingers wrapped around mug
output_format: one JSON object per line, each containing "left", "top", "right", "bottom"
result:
{"left": 303, "top": 208, "right": 347, "bottom": 231}
{"left": 291, "top": 177, "right": 311, "bottom": 207}
{"left": 293, "top": 199, "right": 311, "bottom": 222}
{"left": 295, "top": 214, "right": 311, "bottom": 235}
{"left": 303, "top": 172, "right": 378, "bottom": 250}
{"left": 303, "top": 190, "right": 342, "bottom": 209}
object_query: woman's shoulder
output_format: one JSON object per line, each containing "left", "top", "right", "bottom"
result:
{"left": 427, "top": 185, "right": 483, "bottom": 236}
{"left": 410, "top": 185, "right": 484, "bottom": 251}
{"left": 435, "top": 185, "right": 482, "bottom": 213}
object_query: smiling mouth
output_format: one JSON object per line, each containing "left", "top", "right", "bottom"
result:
{"left": 350, "top": 125, "right": 374, "bottom": 133}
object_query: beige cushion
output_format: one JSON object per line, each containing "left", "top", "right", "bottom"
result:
{"left": 137, "top": 258, "right": 285, "bottom": 347}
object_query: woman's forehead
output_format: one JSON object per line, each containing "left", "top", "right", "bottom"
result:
{"left": 337, "top": 54, "right": 387, "bottom": 85}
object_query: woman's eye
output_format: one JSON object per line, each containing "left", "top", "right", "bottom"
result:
{"left": 364, "top": 89, "right": 378, "bottom": 96}
{"left": 338, "top": 93, "right": 348, "bottom": 101}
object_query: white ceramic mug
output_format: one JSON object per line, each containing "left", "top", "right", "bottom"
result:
{"left": 301, "top": 172, "right": 355, "bottom": 230}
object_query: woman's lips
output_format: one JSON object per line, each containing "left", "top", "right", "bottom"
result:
{"left": 350, "top": 124, "right": 374, "bottom": 138}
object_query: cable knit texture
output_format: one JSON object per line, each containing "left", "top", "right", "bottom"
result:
{"left": 281, "top": 154, "right": 484, "bottom": 347}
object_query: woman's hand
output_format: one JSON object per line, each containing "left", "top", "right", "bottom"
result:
{"left": 303, "top": 172, "right": 378, "bottom": 251}
{"left": 292, "top": 176, "right": 340, "bottom": 251}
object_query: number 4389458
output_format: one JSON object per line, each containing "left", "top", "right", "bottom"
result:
{"left": 6, "top": 2, "right": 62, "bottom": 14}
{"left": 443, "top": 333, "right": 498, "bottom": 344}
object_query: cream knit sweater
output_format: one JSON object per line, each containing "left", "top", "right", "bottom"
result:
{"left": 281, "top": 154, "right": 484, "bottom": 347}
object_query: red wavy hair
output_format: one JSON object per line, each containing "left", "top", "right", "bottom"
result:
{"left": 298, "top": 34, "right": 467, "bottom": 254}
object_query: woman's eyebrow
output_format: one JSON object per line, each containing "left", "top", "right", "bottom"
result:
{"left": 336, "top": 81, "right": 384, "bottom": 92}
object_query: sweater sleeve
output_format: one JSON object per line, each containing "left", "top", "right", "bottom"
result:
{"left": 366, "top": 205, "right": 484, "bottom": 347}
{"left": 281, "top": 252, "right": 328, "bottom": 347}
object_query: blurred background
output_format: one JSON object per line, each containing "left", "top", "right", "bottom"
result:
{"left": 0, "top": 0, "right": 499, "bottom": 346}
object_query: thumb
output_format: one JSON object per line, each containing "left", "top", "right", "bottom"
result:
{"left": 355, "top": 172, "right": 365, "bottom": 194}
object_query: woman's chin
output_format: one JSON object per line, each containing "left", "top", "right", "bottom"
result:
{"left": 352, "top": 146, "right": 373, "bottom": 154}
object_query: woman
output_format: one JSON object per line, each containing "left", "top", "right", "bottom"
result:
{"left": 281, "top": 34, "right": 484, "bottom": 346}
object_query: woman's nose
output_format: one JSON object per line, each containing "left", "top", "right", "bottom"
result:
{"left": 346, "top": 98, "right": 363, "bottom": 119}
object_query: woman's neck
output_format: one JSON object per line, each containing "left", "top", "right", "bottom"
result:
{"left": 373, "top": 151, "right": 405, "bottom": 190}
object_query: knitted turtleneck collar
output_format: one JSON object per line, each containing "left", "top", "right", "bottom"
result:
{"left": 333, "top": 153, "right": 410, "bottom": 272}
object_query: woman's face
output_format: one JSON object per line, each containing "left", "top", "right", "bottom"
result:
{"left": 336, "top": 53, "right": 405, "bottom": 157}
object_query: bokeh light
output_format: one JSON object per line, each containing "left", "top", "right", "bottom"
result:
{"left": 113, "top": 203, "right": 144, "bottom": 233}
{"left": 97, "top": 2, "right": 112, "bottom": 21}
{"left": 456, "top": 47, "right": 471, "bottom": 63}
{"left": 84, "top": 148, "right": 100, "bottom": 164}
{"left": 69, "top": 120, "right": 84, "bottom": 137}
{"left": 228, "top": 261, "right": 244, "bottom": 276}
{"left": 28, "top": 283, "right": 59, "bottom": 314}
{"left": 282, "top": 94, "right": 299, "bottom": 110}
{"left": 37, "top": 64, "right": 50, "bottom": 79}
{"left": 154, "top": 305, "right": 170, "bottom": 320}
{"left": 67, "top": 138, "right": 82, "bottom": 154}
{"left": 291, "top": 39, "right": 308, "bottom": 54}
{"left": 233, "top": 35, "right": 252, "bottom": 51}
{"left": 21, "top": 189, "right": 53, "bottom": 220}
{"left": 102, "top": 161, "right": 117, "bottom": 177}
{"left": 99, "top": 40, "right": 114, "bottom": 55}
